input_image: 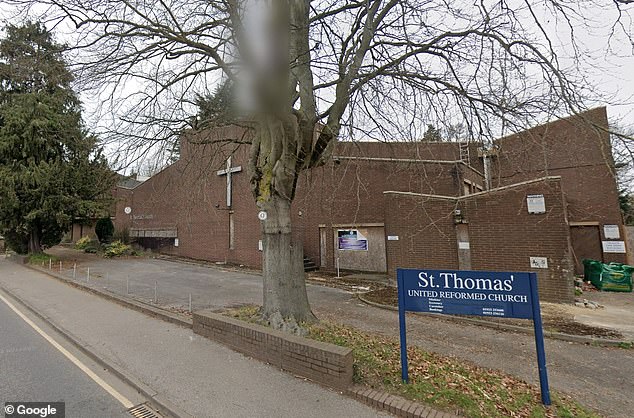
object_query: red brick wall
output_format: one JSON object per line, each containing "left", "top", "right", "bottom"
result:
{"left": 492, "top": 108, "right": 625, "bottom": 264}
{"left": 114, "top": 137, "right": 477, "bottom": 269}
{"left": 384, "top": 178, "right": 574, "bottom": 303}
{"left": 293, "top": 157, "right": 469, "bottom": 270}
{"left": 466, "top": 179, "right": 574, "bottom": 302}
{"left": 333, "top": 141, "right": 462, "bottom": 161}
{"left": 383, "top": 193, "right": 460, "bottom": 271}
{"left": 193, "top": 311, "right": 353, "bottom": 389}
{"left": 114, "top": 137, "right": 264, "bottom": 267}
{"left": 111, "top": 109, "right": 621, "bottom": 295}
{"left": 113, "top": 187, "right": 133, "bottom": 231}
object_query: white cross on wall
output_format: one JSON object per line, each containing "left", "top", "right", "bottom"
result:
{"left": 216, "top": 156, "right": 242, "bottom": 207}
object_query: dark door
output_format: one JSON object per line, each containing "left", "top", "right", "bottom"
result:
{"left": 570, "top": 226, "right": 602, "bottom": 275}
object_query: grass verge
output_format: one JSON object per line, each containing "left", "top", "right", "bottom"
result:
{"left": 26, "top": 252, "right": 59, "bottom": 265}
{"left": 225, "top": 305, "right": 599, "bottom": 418}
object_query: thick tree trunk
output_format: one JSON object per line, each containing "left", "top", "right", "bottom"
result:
{"left": 260, "top": 193, "right": 315, "bottom": 326}
{"left": 28, "top": 227, "right": 42, "bottom": 254}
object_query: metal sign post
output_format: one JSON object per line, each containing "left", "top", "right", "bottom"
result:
{"left": 397, "top": 269, "right": 409, "bottom": 383}
{"left": 397, "top": 268, "right": 551, "bottom": 405}
{"left": 529, "top": 273, "right": 550, "bottom": 405}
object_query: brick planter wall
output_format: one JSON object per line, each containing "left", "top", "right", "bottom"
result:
{"left": 193, "top": 311, "right": 353, "bottom": 390}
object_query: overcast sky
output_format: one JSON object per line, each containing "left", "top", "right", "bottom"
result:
{"left": 571, "top": 5, "right": 634, "bottom": 124}
{"left": 0, "top": 1, "right": 633, "bottom": 157}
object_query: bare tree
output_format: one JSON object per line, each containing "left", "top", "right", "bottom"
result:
{"left": 6, "top": 0, "right": 632, "bottom": 325}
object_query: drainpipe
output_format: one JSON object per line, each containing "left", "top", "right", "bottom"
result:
{"left": 483, "top": 153, "right": 492, "bottom": 190}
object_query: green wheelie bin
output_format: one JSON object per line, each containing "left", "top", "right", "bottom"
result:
{"left": 582, "top": 259, "right": 633, "bottom": 292}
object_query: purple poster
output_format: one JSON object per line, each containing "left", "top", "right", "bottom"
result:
{"left": 338, "top": 230, "right": 368, "bottom": 251}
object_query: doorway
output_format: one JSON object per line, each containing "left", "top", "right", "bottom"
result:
{"left": 570, "top": 225, "right": 602, "bottom": 275}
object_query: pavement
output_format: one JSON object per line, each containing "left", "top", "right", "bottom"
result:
{"left": 572, "top": 290, "right": 634, "bottom": 341}
{"left": 16, "top": 247, "right": 634, "bottom": 418}
{"left": 0, "top": 257, "right": 392, "bottom": 418}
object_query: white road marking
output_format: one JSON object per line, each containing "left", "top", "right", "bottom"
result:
{"left": 0, "top": 291, "right": 134, "bottom": 409}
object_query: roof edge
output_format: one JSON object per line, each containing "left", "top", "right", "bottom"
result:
{"left": 383, "top": 176, "right": 562, "bottom": 200}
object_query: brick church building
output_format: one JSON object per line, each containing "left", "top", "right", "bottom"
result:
{"left": 113, "top": 107, "right": 627, "bottom": 303}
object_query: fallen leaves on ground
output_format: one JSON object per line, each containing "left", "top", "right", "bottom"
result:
{"left": 307, "top": 320, "right": 599, "bottom": 418}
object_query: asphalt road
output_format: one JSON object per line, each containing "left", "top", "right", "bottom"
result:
{"left": 0, "top": 292, "right": 143, "bottom": 418}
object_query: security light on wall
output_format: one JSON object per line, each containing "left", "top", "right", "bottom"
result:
{"left": 454, "top": 208, "right": 466, "bottom": 224}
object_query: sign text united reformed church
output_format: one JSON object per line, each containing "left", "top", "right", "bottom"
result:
{"left": 401, "top": 270, "right": 533, "bottom": 318}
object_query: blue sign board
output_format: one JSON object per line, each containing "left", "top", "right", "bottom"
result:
{"left": 398, "top": 269, "right": 534, "bottom": 318}
{"left": 397, "top": 268, "right": 551, "bottom": 405}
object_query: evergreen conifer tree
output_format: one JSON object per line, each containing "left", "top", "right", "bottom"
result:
{"left": 0, "top": 22, "right": 114, "bottom": 253}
